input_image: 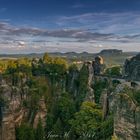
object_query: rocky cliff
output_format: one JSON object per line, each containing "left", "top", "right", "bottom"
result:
{"left": 0, "top": 80, "right": 47, "bottom": 140}
{"left": 124, "top": 53, "right": 140, "bottom": 81}
{"left": 109, "top": 84, "right": 140, "bottom": 140}
{"left": 93, "top": 56, "right": 104, "bottom": 75}
{"left": 85, "top": 61, "right": 95, "bottom": 102}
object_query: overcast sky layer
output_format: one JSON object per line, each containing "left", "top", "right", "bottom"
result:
{"left": 0, "top": 0, "right": 140, "bottom": 53}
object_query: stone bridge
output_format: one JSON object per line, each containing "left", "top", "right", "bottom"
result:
{"left": 95, "top": 74, "right": 140, "bottom": 88}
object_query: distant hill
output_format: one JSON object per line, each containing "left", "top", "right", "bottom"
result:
{"left": 0, "top": 51, "right": 139, "bottom": 66}
{"left": 98, "top": 49, "right": 123, "bottom": 56}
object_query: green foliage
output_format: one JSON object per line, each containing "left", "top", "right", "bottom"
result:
{"left": 45, "top": 92, "right": 76, "bottom": 138}
{"left": 94, "top": 79, "right": 109, "bottom": 103}
{"left": 70, "top": 102, "right": 102, "bottom": 137}
{"left": 16, "top": 120, "right": 45, "bottom": 140}
{"left": 133, "top": 91, "right": 140, "bottom": 105}
{"left": 45, "top": 113, "right": 55, "bottom": 134}
{"left": 105, "top": 66, "right": 122, "bottom": 77}
{"left": 16, "top": 123, "right": 35, "bottom": 140}
{"left": 35, "top": 118, "right": 45, "bottom": 140}
{"left": 4, "top": 58, "right": 31, "bottom": 85}
{"left": 100, "top": 116, "right": 114, "bottom": 139}
{"left": 70, "top": 101, "right": 113, "bottom": 140}
{"left": 32, "top": 53, "right": 68, "bottom": 85}
{"left": 123, "top": 87, "right": 140, "bottom": 105}
{"left": 43, "top": 53, "right": 53, "bottom": 64}
{"left": 54, "top": 93, "right": 76, "bottom": 124}
{"left": 119, "top": 86, "right": 140, "bottom": 105}
{"left": 29, "top": 89, "right": 40, "bottom": 110}
{"left": 25, "top": 77, "right": 48, "bottom": 110}
{"left": 52, "top": 118, "right": 63, "bottom": 135}
{"left": 68, "top": 64, "right": 79, "bottom": 73}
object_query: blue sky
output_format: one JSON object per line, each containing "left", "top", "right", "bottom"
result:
{"left": 0, "top": 0, "right": 140, "bottom": 53}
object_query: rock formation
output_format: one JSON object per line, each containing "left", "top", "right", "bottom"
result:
{"left": 124, "top": 53, "right": 140, "bottom": 81}
{"left": 0, "top": 84, "right": 25, "bottom": 140}
{"left": 93, "top": 56, "right": 104, "bottom": 75}
{"left": 0, "top": 79, "right": 47, "bottom": 140}
{"left": 85, "top": 61, "right": 95, "bottom": 102}
{"left": 109, "top": 84, "right": 140, "bottom": 140}
{"left": 67, "top": 65, "right": 79, "bottom": 96}
{"left": 33, "top": 98, "right": 47, "bottom": 128}
{"left": 100, "top": 89, "right": 109, "bottom": 120}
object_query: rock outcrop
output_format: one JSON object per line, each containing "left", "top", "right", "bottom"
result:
{"left": 93, "top": 56, "right": 104, "bottom": 75}
{"left": 114, "top": 94, "right": 140, "bottom": 140}
{"left": 33, "top": 98, "right": 47, "bottom": 128}
{"left": 124, "top": 53, "right": 140, "bottom": 81}
{"left": 0, "top": 84, "right": 26, "bottom": 140}
{"left": 0, "top": 80, "right": 47, "bottom": 140}
{"left": 85, "top": 61, "right": 95, "bottom": 102}
{"left": 109, "top": 84, "right": 140, "bottom": 140}
{"left": 100, "top": 89, "right": 109, "bottom": 120}
{"left": 67, "top": 65, "right": 79, "bottom": 96}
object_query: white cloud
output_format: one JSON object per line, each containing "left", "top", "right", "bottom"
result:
{"left": 18, "top": 41, "right": 25, "bottom": 46}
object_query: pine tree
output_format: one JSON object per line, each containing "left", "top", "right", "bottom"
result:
{"left": 35, "top": 118, "right": 45, "bottom": 140}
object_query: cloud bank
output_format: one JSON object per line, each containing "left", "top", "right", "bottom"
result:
{"left": 0, "top": 12, "right": 140, "bottom": 53}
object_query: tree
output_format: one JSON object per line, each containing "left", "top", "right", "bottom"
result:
{"left": 45, "top": 113, "right": 55, "bottom": 135}
{"left": 105, "top": 66, "right": 122, "bottom": 77}
{"left": 69, "top": 101, "right": 102, "bottom": 139}
{"left": 16, "top": 123, "right": 35, "bottom": 140}
{"left": 69, "top": 101, "right": 113, "bottom": 139}
{"left": 52, "top": 118, "right": 63, "bottom": 135}
{"left": 54, "top": 93, "right": 76, "bottom": 125}
{"left": 68, "top": 64, "right": 79, "bottom": 73}
{"left": 94, "top": 79, "right": 108, "bottom": 103}
{"left": 43, "top": 53, "right": 53, "bottom": 64}
{"left": 35, "top": 118, "right": 45, "bottom": 140}
{"left": 45, "top": 92, "right": 76, "bottom": 138}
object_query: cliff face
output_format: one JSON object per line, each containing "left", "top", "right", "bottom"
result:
{"left": 0, "top": 81, "right": 47, "bottom": 140}
{"left": 0, "top": 84, "right": 25, "bottom": 140}
{"left": 33, "top": 98, "right": 47, "bottom": 128}
{"left": 85, "top": 61, "right": 95, "bottom": 102}
{"left": 0, "top": 110, "right": 27, "bottom": 140}
{"left": 124, "top": 53, "right": 140, "bottom": 81}
{"left": 1, "top": 115, "right": 16, "bottom": 140}
{"left": 67, "top": 67, "right": 79, "bottom": 96}
{"left": 114, "top": 94, "right": 140, "bottom": 140}
{"left": 109, "top": 85, "right": 140, "bottom": 140}
{"left": 93, "top": 56, "right": 104, "bottom": 75}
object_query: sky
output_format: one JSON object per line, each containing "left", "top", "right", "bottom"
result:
{"left": 0, "top": 0, "right": 140, "bottom": 53}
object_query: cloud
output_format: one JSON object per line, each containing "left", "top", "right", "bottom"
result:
{"left": 0, "top": 17, "right": 140, "bottom": 43}
{"left": 0, "top": 14, "right": 140, "bottom": 54}
{"left": 0, "top": 22, "right": 116, "bottom": 41}
{"left": 57, "top": 12, "right": 140, "bottom": 35}
{"left": 17, "top": 41, "right": 26, "bottom": 48}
